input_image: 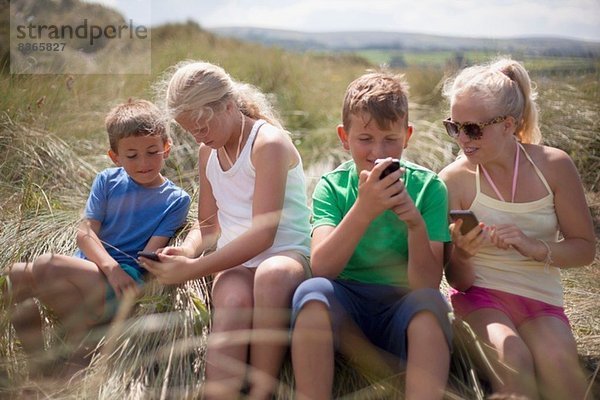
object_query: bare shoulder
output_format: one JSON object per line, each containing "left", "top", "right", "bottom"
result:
{"left": 439, "top": 156, "right": 474, "bottom": 187}
{"left": 198, "top": 143, "right": 212, "bottom": 166}
{"left": 253, "top": 123, "right": 298, "bottom": 167}
{"left": 522, "top": 143, "right": 578, "bottom": 186}
{"left": 254, "top": 123, "right": 290, "bottom": 148}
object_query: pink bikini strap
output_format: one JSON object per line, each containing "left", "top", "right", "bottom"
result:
{"left": 480, "top": 140, "right": 520, "bottom": 202}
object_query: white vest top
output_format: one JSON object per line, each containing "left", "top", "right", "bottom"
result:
{"left": 206, "top": 119, "right": 311, "bottom": 268}
{"left": 470, "top": 143, "right": 562, "bottom": 306}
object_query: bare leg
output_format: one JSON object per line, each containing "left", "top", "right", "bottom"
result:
{"left": 9, "top": 256, "right": 109, "bottom": 377}
{"left": 465, "top": 309, "right": 539, "bottom": 399}
{"left": 405, "top": 311, "right": 450, "bottom": 400}
{"left": 204, "top": 266, "right": 254, "bottom": 400}
{"left": 248, "top": 252, "right": 307, "bottom": 400}
{"left": 31, "top": 254, "right": 108, "bottom": 349}
{"left": 520, "top": 317, "right": 587, "bottom": 400}
{"left": 291, "top": 300, "right": 334, "bottom": 400}
{"left": 8, "top": 262, "right": 45, "bottom": 356}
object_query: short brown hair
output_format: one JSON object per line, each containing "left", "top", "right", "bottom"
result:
{"left": 342, "top": 71, "right": 409, "bottom": 131}
{"left": 105, "top": 99, "right": 169, "bottom": 152}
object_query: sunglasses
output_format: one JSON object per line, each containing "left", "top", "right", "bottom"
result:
{"left": 442, "top": 115, "right": 508, "bottom": 140}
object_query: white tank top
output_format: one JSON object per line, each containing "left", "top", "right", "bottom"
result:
{"left": 470, "top": 143, "right": 563, "bottom": 306}
{"left": 206, "top": 119, "right": 311, "bottom": 268}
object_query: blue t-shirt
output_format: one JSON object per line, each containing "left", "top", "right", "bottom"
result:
{"left": 75, "top": 167, "right": 191, "bottom": 271}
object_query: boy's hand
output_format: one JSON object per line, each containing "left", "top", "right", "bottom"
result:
{"left": 389, "top": 180, "right": 424, "bottom": 229}
{"left": 355, "top": 159, "right": 405, "bottom": 221}
{"left": 105, "top": 266, "right": 140, "bottom": 299}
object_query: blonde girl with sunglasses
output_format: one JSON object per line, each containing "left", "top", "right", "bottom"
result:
{"left": 439, "top": 58, "right": 594, "bottom": 399}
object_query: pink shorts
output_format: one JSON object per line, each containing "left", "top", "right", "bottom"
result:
{"left": 449, "top": 286, "right": 570, "bottom": 328}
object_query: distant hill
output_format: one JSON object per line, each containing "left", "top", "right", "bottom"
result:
{"left": 211, "top": 27, "right": 600, "bottom": 58}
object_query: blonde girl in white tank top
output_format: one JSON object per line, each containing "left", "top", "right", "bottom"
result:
{"left": 144, "top": 61, "right": 311, "bottom": 400}
{"left": 439, "top": 58, "right": 594, "bottom": 399}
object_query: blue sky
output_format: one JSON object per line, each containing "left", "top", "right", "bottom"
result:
{"left": 87, "top": 0, "right": 600, "bottom": 42}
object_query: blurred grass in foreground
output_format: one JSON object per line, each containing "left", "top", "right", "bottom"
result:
{"left": 1, "top": 14, "right": 599, "bottom": 400}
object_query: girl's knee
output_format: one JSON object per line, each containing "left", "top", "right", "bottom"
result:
{"left": 255, "top": 257, "right": 305, "bottom": 287}
{"left": 212, "top": 268, "right": 254, "bottom": 309}
{"left": 213, "top": 289, "right": 253, "bottom": 309}
{"left": 502, "top": 339, "right": 535, "bottom": 373}
{"left": 536, "top": 343, "right": 579, "bottom": 367}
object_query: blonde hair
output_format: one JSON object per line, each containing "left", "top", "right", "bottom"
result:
{"left": 443, "top": 57, "right": 541, "bottom": 144}
{"left": 159, "top": 60, "right": 282, "bottom": 128}
{"left": 342, "top": 71, "right": 410, "bottom": 131}
{"left": 105, "top": 99, "right": 169, "bottom": 152}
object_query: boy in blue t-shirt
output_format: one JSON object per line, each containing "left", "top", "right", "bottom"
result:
{"left": 291, "top": 72, "right": 452, "bottom": 399}
{"left": 7, "top": 99, "right": 190, "bottom": 375}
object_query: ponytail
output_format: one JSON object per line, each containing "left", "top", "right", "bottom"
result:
{"left": 493, "top": 59, "right": 541, "bottom": 144}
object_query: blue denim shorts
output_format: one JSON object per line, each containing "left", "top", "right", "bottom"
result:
{"left": 100, "top": 264, "right": 145, "bottom": 322}
{"left": 292, "top": 278, "right": 453, "bottom": 361}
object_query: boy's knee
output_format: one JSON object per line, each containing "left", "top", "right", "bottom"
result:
{"left": 408, "top": 311, "right": 447, "bottom": 341}
{"left": 31, "top": 253, "right": 56, "bottom": 282}
{"left": 293, "top": 300, "right": 332, "bottom": 337}
{"left": 404, "top": 288, "right": 453, "bottom": 348}
{"left": 8, "top": 262, "right": 38, "bottom": 297}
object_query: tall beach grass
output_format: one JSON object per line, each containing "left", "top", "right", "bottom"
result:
{"left": 1, "top": 14, "right": 599, "bottom": 399}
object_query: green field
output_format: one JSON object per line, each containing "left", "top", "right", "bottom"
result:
{"left": 355, "top": 48, "right": 600, "bottom": 74}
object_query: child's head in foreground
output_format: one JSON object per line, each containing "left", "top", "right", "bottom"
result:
{"left": 105, "top": 99, "right": 171, "bottom": 187}
{"left": 338, "top": 71, "right": 413, "bottom": 173}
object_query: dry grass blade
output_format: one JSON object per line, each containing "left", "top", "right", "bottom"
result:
{"left": 0, "top": 113, "right": 96, "bottom": 214}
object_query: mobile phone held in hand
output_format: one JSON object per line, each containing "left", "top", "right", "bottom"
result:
{"left": 375, "top": 158, "right": 401, "bottom": 180}
{"left": 137, "top": 251, "right": 160, "bottom": 262}
{"left": 449, "top": 210, "right": 480, "bottom": 235}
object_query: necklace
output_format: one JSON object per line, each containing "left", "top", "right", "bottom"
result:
{"left": 221, "top": 113, "right": 245, "bottom": 169}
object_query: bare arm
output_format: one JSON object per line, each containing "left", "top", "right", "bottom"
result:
{"left": 543, "top": 148, "right": 595, "bottom": 267}
{"left": 310, "top": 161, "right": 404, "bottom": 277}
{"left": 145, "top": 126, "right": 296, "bottom": 284}
{"left": 76, "top": 219, "right": 120, "bottom": 274}
{"left": 76, "top": 219, "right": 138, "bottom": 297}
{"left": 438, "top": 164, "right": 478, "bottom": 291}
{"left": 490, "top": 148, "right": 595, "bottom": 268}
{"left": 392, "top": 176, "right": 444, "bottom": 289}
{"left": 161, "top": 145, "right": 219, "bottom": 258}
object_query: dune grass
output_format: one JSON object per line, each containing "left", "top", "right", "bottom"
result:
{"left": 1, "top": 11, "right": 599, "bottom": 399}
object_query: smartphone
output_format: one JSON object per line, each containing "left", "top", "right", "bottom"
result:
{"left": 375, "top": 158, "right": 401, "bottom": 180}
{"left": 449, "top": 210, "right": 480, "bottom": 235}
{"left": 137, "top": 251, "right": 161, "bottom": 262}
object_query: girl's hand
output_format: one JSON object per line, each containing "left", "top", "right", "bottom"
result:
{"left": 158, "top": 245, "right": 195, "bottom": 258}
{"left": 106, "top": 266, "right": 140, "bottom": 299}
{"left": 450, "top": 219, "right": 486, "bottom": 258}
{"left": 488, "top": 224, "right": 542, "bottom": 259}
{"left": 140, "top": 254, "right": 197, "bottom": 285}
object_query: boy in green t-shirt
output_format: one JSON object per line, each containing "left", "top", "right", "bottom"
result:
{"left": 291, "top": 71, "right": 452, "bottom": 399}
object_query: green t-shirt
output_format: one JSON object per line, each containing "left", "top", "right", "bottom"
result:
{"left": 312, "top": 159, "right": 450, "bottom": 287}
